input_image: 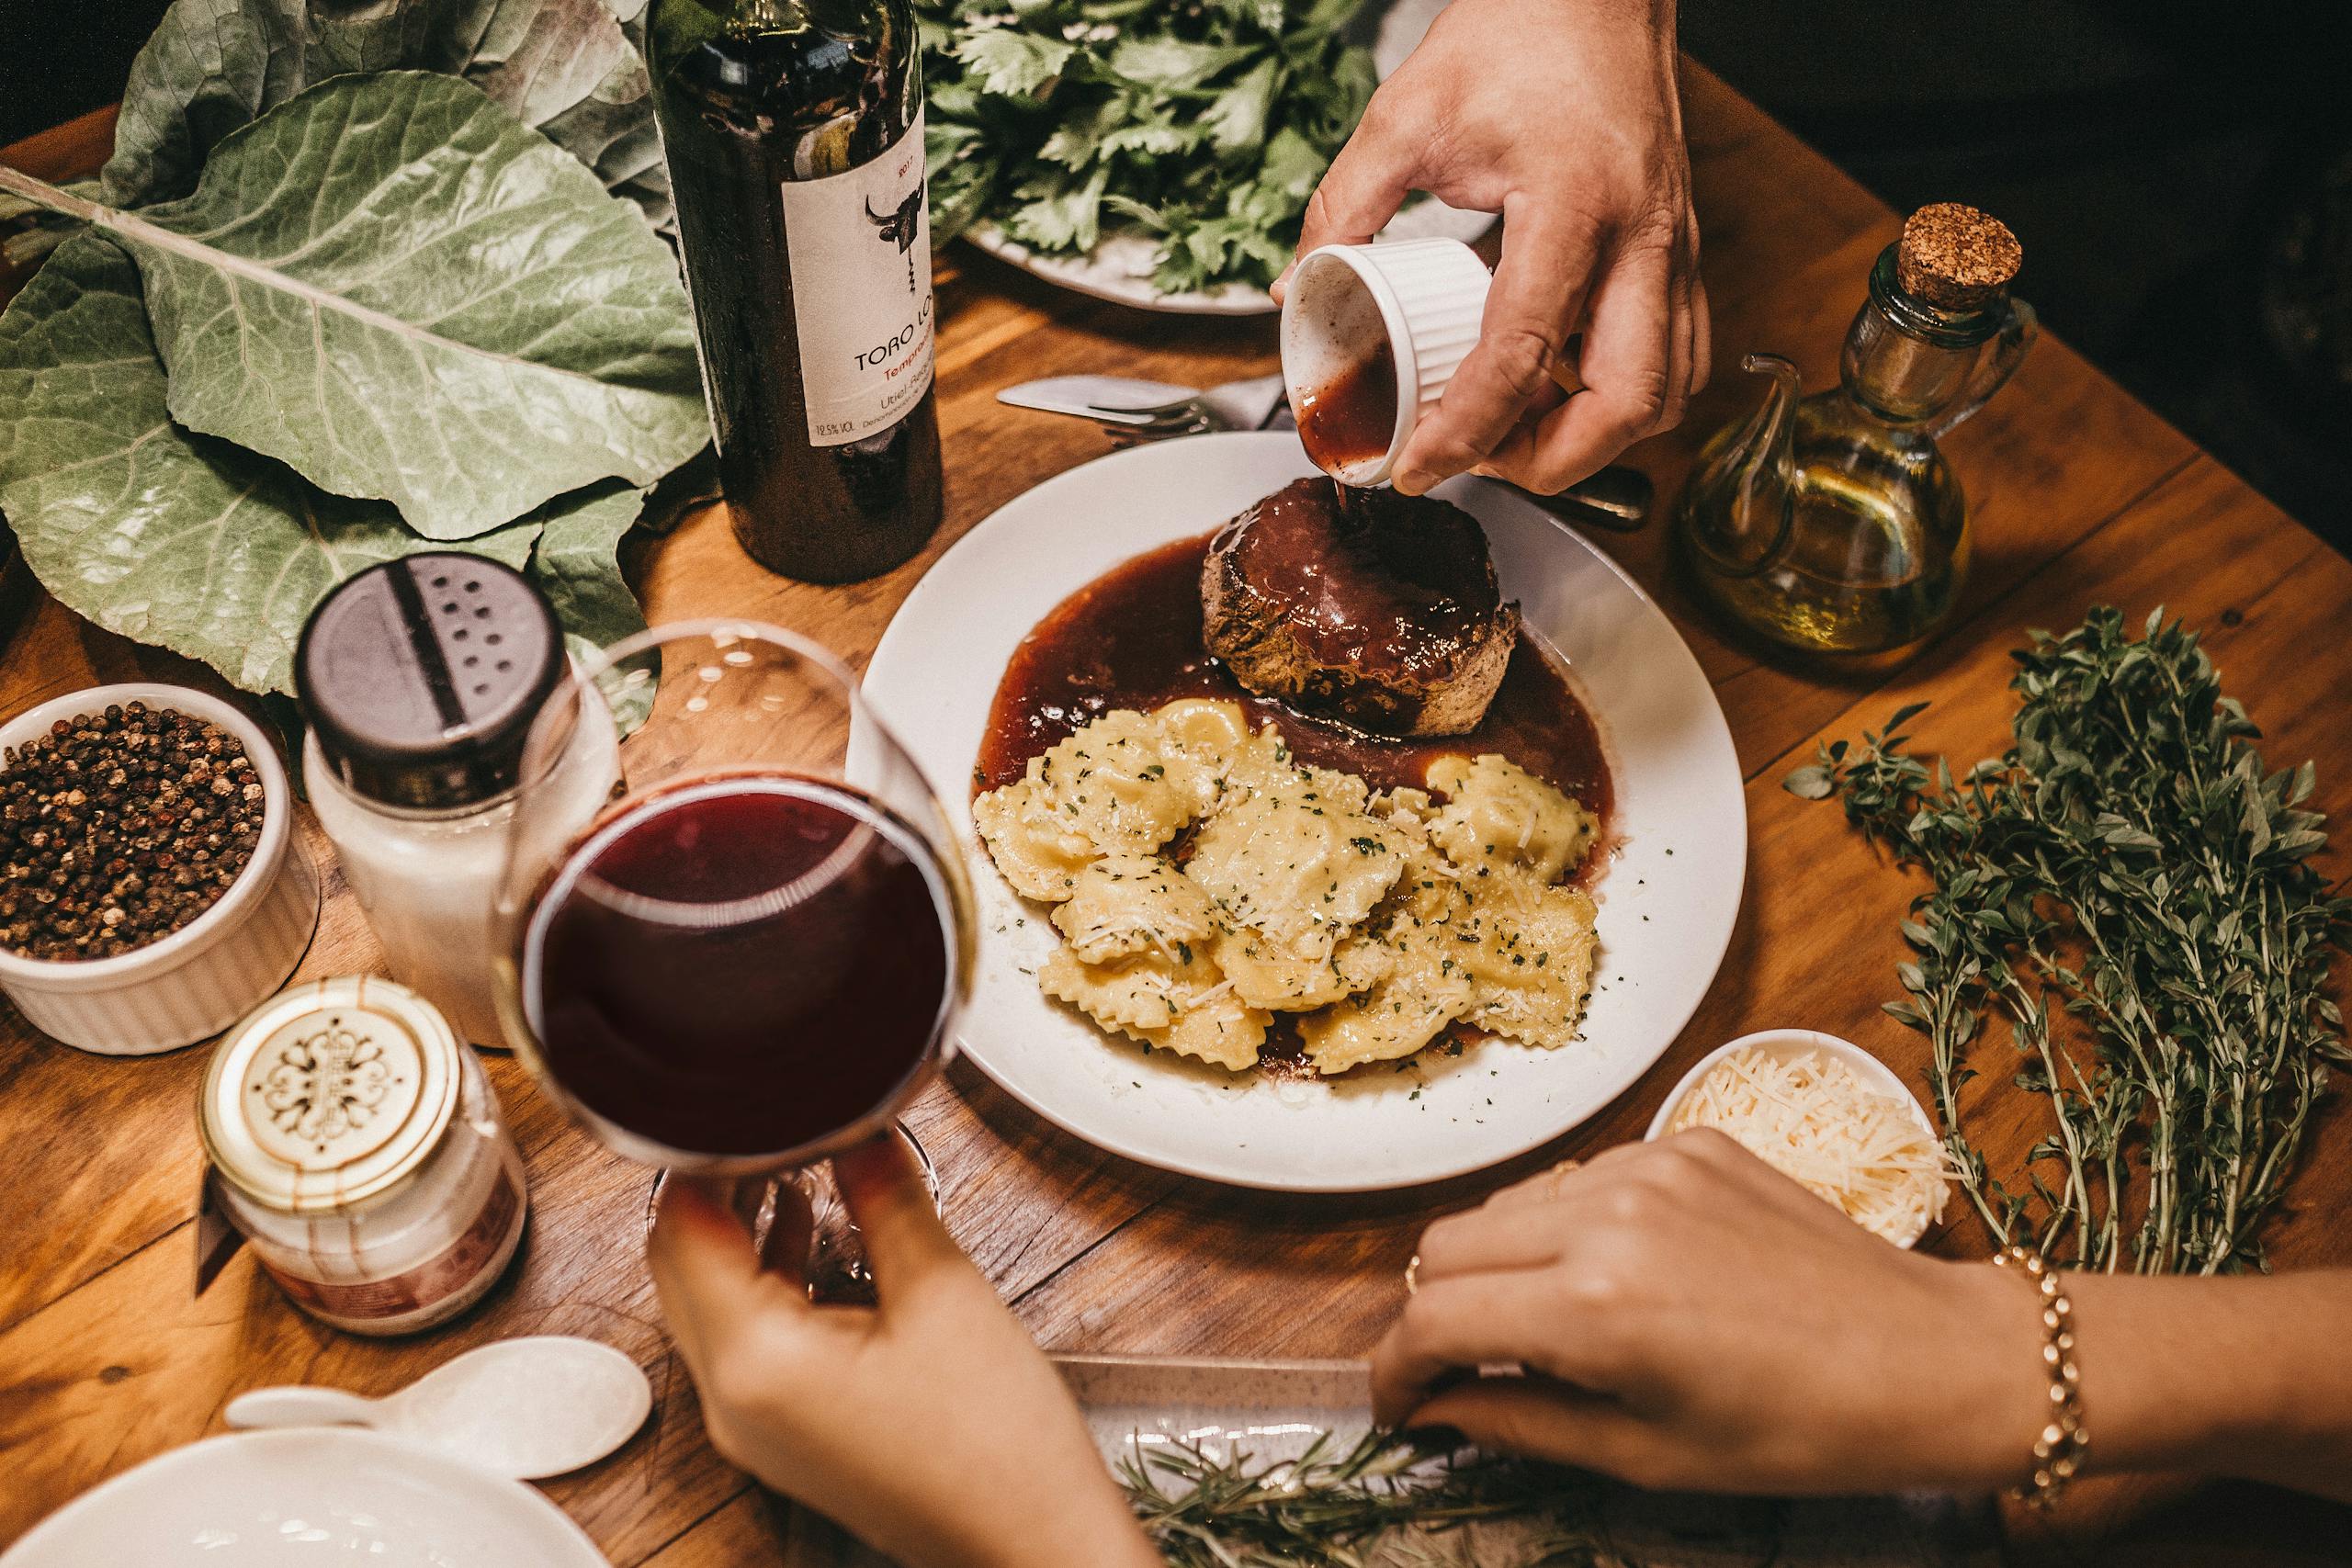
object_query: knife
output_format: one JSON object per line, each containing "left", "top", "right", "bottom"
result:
{"left": 998, "top": 374, "right": 1650, "bottom": 531}
{"left": 997, "top": 372, "right": 1290, "bottom": 433}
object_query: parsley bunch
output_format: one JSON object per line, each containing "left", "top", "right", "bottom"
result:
{"left": 918, "top": 0, "right": 1376, "bottom": 293}
{"left": 1790, "top": 608, "right": 2352, "bottom": 1273}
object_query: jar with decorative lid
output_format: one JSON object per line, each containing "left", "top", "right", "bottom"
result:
{"left": 198, "top": 976, "right": 527, "bottom": 1336}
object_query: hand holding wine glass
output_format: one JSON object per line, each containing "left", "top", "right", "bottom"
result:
{"left": 494, "top": 618, "right": 974, "bottom": 1290}
{"left": 647, "top": 1136, "right": 1160, "bottom": 1568}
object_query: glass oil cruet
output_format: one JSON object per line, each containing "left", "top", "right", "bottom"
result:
{"left": 1675, "top": 203, "right": 2035, "bottom": 657}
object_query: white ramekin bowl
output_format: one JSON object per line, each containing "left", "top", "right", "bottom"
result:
{"left": 1645, "top": 1028, "right": 1943, "bottom": 1248}
{"left": 0, "top": 683, "right": 320, "bottom": 1055}
{"left": 1280, "top": 237, "right": 1492, "bottom": 486}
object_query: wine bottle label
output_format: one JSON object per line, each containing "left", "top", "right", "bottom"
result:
{"left": 780, "top": 112, "right": 936, "bottom": 448}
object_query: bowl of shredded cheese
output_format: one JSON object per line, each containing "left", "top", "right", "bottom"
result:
{"left": 1646, "top": 1029, "right": 1952, "bottom": 1247}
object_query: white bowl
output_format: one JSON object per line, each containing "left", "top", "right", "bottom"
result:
{"left": 0, "top": 683, "right": 320, "bottom": 1055}
{"left": 1, "top": 1428, "right": 607, "bottom": 1567}
{"left": 1645, "top": 1028, "right": 1942, "bottom": 1247}
{"left": 1280, "top": 238, "right": 1491, "bottom": 486}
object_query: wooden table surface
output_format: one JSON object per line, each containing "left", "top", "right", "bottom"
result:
{"left": 4, "top": 65, "right": 2349, "bottom": 1566}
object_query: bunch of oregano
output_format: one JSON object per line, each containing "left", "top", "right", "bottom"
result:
{"left": 1787, "top": 607, "right": 2351, "bottom": 1273}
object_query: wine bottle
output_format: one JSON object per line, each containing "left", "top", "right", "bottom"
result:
{"left": 649, "top": 0, "right": 944, "bottom": 583}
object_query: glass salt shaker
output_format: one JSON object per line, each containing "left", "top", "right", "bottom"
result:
{"left": 297, "top": 555, "right": 618, "bottom": 1048}
{"left": 198, "top": 976, "right": 528, "bottom": 1335}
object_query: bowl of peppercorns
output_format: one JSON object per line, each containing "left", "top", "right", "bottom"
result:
{"left": 0, "top": 684, "right": 320, "bottom": 1055}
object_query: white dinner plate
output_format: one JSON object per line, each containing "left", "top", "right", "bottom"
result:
{"left": 961, "top": 0, "right": 1493, "bottom": 316}
{"left": 865, "top": 433, "right": 1745, "bottom": 1191}
{"left": 2, "top": 1429, "right": 609, "bottom": 1567}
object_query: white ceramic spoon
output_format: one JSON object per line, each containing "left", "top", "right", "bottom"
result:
{"left": 224, "top": 1336, "right": 652, "bottom": 1481}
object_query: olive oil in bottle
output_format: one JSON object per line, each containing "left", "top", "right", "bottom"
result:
{"left": 649, "top": 0, "right": 943, "bottom": 583}
{"left": 1675, "top": 204, "right": 2034, "bottom": 658}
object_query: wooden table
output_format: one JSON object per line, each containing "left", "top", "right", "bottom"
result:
{"left": 4, "top": 66, "right": 2348, "bottom": 1565}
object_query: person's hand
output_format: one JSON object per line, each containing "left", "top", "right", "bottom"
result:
{"left": 647, "top": 1138, "right": 1159, "bottom": 1568}
{"left": 1278, "top": 0, "right": 1706, "bottom": 496}
{"left": 1374, "top": 1131, "right": 2052, "bottom": 1494}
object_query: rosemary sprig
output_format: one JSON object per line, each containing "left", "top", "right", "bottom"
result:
{"left": 1787, "top": 606, "right": 2352, "bottom": 1273}
{"left": 1117, "top": 1427, "right": 1634, "bottom": 1566}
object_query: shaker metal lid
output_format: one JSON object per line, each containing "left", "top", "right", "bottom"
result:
{"left": 294, "top": 553, "right": 566, "bottom": 810}
{"left": 199, "top": 976, "right": 462, "bottom": 1214}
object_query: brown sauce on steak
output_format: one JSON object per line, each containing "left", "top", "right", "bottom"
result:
{"left": 1207, "top": 478, "right": 1498, "bottom": 692}
{"left": 972, "top": 531, "right": 1612, "bottom": 842}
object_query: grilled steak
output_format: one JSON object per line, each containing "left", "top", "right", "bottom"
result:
{"left": 1201, "top": 479, "right": 1519, "bottom": 738}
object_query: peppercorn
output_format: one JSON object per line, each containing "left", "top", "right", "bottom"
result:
{"left": 0, "top": 705, "right": 267, "bottom": 962}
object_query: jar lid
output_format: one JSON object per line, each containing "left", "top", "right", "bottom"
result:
{"left": 295, "top": 554, "right": 566, "bottom": 811}
{"left": 199, "top": 976, "right": 462, "bottom": 1215}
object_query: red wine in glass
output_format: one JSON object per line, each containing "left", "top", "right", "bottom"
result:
{"left": 520, "top": 772, "right": 956, "bottom": 1164}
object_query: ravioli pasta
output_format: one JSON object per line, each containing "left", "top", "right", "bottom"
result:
{"left": 1048, "top": 854, "right": 1216, "bottom": 964}
{"left": 1036, "top": 942, "right": 1271, "bottom": 1071}
{"left": 1184, "top": 786, "right": 1408, "bottom": 959}
{"left": 1427, "top": 754, "right": 1599, "bottom": 885}
{"left": 974, "top": 700, "right": 1601, "bottom": 1077}
{"left": 969, "top": 711, "right": 1211, "bottom": 900}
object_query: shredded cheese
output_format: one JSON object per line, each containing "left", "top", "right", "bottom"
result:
{"left": 1667, "top": 1046, "right": 1951, "bottom": 1244}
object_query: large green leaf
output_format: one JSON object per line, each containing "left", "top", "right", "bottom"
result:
{"left": 0, "top": 232, "right": 636, "bottom": 696}
{"left": 530, "top": 479, "right": 656, "bottom": 731}
{"left": 531, "top": 479, "right": 648, "bottom": 657}
{"left": 101, "top": 0, "right": 670, "bottom": 230}
{"left": 12, "top": 73, "right": 707, "bottom": 544}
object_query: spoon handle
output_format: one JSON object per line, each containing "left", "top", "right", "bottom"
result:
{"left": 225, "top": 1386, "right": 379, "bottom": 1431}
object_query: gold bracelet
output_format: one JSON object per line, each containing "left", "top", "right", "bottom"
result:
{"left": 1992, "top": 1245, "right": 2087, "bottom": 1506}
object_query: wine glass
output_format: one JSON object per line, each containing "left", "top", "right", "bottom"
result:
{"left": 492, "top": 618, "right": 974, "bottom": 1295}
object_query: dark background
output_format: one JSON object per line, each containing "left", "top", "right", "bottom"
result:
{"left": 4, "top": 0, "right": 2348, "bottom": 552}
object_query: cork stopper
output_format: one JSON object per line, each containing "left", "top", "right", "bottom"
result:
{"left": 1896, "top": 203, "right": 2021, "bottom": 311}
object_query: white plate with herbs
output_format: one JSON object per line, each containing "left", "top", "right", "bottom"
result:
{"left": 945, "top": 0, "right": 1492, "bottom": 315}
{"left": 964, "top": 197, "right": 1492, "bottom": 318}
{"left": 865, "top": 433, "right": 1744, "bottom": 1190}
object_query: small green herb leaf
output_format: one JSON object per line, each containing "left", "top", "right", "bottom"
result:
{"left": 954, "top": 26, "right": 1077, "bottom": 96}
{"left": 1781, "top": 762, "right": 1837, "bottom": 799}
